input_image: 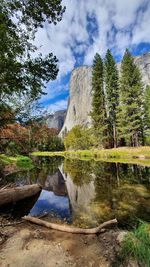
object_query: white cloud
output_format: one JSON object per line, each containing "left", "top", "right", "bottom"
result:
{"left": 34, "top": 0, "right": 150, "bottom": 104}
{"left": 34, "top": 0, "right": 150, "bottom": 72}
{"left": 40, "top": 79, "right": 69, "bottom": 102}
{"left": 47, "top": 99, "right": 68, "bottom": 112}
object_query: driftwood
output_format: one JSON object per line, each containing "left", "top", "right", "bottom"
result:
{"left": 0, "top": 184, "right": 42, "bottom": 206}
{"left": 23, "top": 216, "right": 117, "bottom": 234}
{"left": 1, "top": 212, "right": 48, "bottom": 227}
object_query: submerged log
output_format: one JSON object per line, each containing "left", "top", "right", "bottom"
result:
{"left": 0, "top": 184, "right": 42, "bottom": 206}
{"left": 23, "top": 216, "right": 117, "bottom": 234}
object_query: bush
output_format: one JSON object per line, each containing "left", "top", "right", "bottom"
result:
{"left": 16, "top": 156, "right": 33, "bottom": 169}
{"left": 64, "top": 125, "right": 95, "bottom": 150}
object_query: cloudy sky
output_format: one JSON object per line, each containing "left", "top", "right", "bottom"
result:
{"left": 35, "top": 0, "right": 150, "bottom": 112}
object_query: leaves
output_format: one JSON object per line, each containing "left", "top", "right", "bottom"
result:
{"left": 0, "top": 0, "right": 65, "bottom": 99}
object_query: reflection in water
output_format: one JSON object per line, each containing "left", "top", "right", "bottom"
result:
{"left": 1, "top": 156, "right": 150, "bottom": 228}
{"left": 29, "top": 189, "right": 71, "bottom": 222}
{"left": 62, "top": 159, "right": 150, "bottom": 227}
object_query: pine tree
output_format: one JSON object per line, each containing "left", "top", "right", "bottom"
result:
{"left": 116, "top": 49, "right": 145, "bottom": 146}
{"left": 144, "top": 85, "right": 150, "bottom": 142}
{"left": 90, "top": 53, "right": 108, "bottom": 147}
{"left": 104, "top": 49, "right": 119, "bottom": 148}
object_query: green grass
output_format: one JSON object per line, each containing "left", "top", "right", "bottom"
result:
{"left": 0, "top": 154, "right": 18, "bottom": 164}
{"left": 0, "top": 154, "right": 33, "bottom": 169}
{"left": 31, "top": 146, "right": 150, "bottom": 166}
{"left": 120, "top": 221, "right": 150, "bottom": 267}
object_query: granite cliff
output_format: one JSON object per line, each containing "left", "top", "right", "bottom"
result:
{"left": 60, "top": 52, "right": 150, "bottom": 137}
{"left": 46, "top": 110, "right": 66, "bottom": 131}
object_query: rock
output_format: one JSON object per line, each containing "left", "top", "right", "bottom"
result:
{"left": 127, "top": 259, "right": 139, "bottom": 267}
{"left": 117, "top": 231, "right": 128, "bottom": 244}
{"left": 59, "top": 66, "right": 92, "bottom": 137}
{"left": 60, "top": 52, "right": 150, "bottom": 137}
{"left": 46, "top": 110, "right": 66, "bottom": 131}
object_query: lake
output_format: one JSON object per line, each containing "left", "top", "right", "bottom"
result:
{"left": 1, "top": 156, "right": 150, "bottom": 228}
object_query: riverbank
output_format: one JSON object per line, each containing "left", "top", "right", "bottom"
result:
{"left": 31, "top": 146, "right": 150, "bottom": 166}
{"left": 0, "top": 215, "right": 133, "bottom": 267}
{"left": 0, "top": 154, "right": 34, "bottom": 180}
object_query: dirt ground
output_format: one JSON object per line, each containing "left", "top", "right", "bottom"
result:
{"left": 0, "top": 219, "right": 138, "bottom": 267}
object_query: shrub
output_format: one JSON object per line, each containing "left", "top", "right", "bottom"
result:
{"left": 120, "top": 221, "right": 150, "bottom": 267}
{"left": 64, "top": 125, "right": 95, "bottom": 150}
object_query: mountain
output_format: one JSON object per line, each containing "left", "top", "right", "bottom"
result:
{"left": 59, "top": 52, "right": 150, "bottom": 137}
{"left": 46, "top": 110, "right": 66, "bottom": 131}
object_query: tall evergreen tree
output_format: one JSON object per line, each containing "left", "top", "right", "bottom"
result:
{"left": 90, "top": 53, "right": 108, "bottom": 147}
{"left": 104, "top": 49, "right": 119, "bottom": 148}
{"left": 144, "top": 85, "right": 150, "bottom": 142}
{"left": 116, "top": 49, "right": 145, "bottom": 146}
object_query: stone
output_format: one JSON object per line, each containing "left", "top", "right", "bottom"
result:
{"left": 59, "top": 66, "right": 92, "bottom": 137}
{"left": 46, "top": 110, "right": 66, "bottom": 131}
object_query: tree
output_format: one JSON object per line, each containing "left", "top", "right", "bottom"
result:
{"left": 104, "top": 49, "right": 119, "bottom": 148}
{"left": 0, "top": 0, "right": 65, "bottom": 100}
{"left": 116, "top": 49, "right": 145, "bottom": 146}
{"left": 0, "top": 102, "right": 15, "bottom": 128}
{"left": 64, "top": 125, "right": 95, "bottom": 150}
{"left": 144, "top": 85, "right": 150, "bottom": 144}
{"left": 90, "top": 53, "right": 108, "bottom": 148}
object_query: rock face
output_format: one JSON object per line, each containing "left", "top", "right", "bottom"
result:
{"left": 60, "top": 52, "right": 150, "bottom": 137}
{"left": 60, "top": 66, "right": 92, "bottom": 137}
{"left": 46, "top": 110, "right": 66, "bottom": 131}
{"left": 134, "top": 52, "right": 150, "bottom": 85}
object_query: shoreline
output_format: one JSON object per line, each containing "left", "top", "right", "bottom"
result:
{"left": 31, "top": 146, "right": 150, "bottom": 166}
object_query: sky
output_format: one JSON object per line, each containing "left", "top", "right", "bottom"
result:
{"left": 34, "top": 0, "right": 150, "bottom": 113}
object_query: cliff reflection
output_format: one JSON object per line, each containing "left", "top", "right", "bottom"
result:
{"left": 61, "top": 159, "right": 150, "bottom": 227}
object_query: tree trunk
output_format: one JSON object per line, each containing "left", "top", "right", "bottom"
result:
{"left": 0, "top": 184, "right": 42, "bottom": 206}
{"left": 113, "top": 124, "right": 117, "bottom": 148}
{"left": 23, "top": 216, "right": 117, "bottom": 234}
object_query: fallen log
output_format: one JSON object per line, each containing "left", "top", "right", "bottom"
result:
{"left": 0, "top": 184, "right": 42, "bottom": 206}
{"left": 23, "top": 216, "right": 117, "bottom": 234}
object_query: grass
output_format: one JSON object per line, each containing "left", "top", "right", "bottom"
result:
{"left": 120, "top": 221, "right": 150, "bottom": 267}
{"left": 31, "top": 146, "right": 150, "bottom": 166}
{"left": 0, "top": 154, "right": 33, "bottom": 169}
{"left": 0, "top": 154, "right": 18, "bottom": 164}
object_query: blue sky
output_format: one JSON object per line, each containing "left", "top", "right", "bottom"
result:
{"left": 34, "top": 0, "right": 150, "bottom": 112}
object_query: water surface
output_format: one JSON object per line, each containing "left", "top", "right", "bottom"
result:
{"left": 1, "top": 156, "right": 150, "bottom": 228}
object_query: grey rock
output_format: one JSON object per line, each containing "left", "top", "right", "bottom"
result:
{"left": 46, "top": 110, "right": 66, "bottom": 131}
{"left": 60, "top": 52, "right": 150, "bottom": 137}
{"left": 59, "top": 66, "right": 92, "bottom": 137}
{"left": 116, "top": 231, "right": 128, "bottom": 244}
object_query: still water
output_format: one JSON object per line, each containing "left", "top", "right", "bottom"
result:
{"left": 1, "top": 156, "right": 150, "bottom": 228}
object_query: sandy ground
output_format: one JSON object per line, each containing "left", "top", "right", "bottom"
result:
{"left": 0, "top": 219, "right": 139, "bottom": 267}
{"left": 0, "top": 220, "right": 126, "bottom": 267}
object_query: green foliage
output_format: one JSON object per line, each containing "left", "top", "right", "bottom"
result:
{"left": 0, "top": 103, "right": 15, "bottom": 128}
{"left": 64, "top": 158, "right": 93, "bottom": 186}
{"left": 64, "top": 125, "right": 95, "bottom": 150}
{"left": 0, "top": 0, "right": 65, "bottom": 100}
{"left": 120, "top": 221, "right": 150, "bottom": 267}
{"left": 104, "top": 49, "right": 119, "bottom": 148}
{"left": 5, "top": 141, "right": 21, "bottom": 156}
{"left": 116, "top": 49, "right": 145, "bottom": 146}
{"left": 0, "top": 154, "right": 33, "bottom": 169}
{"left": 144, "top": 85, "right": 150, "bottom": 144}
{"left": 90, "top": 53, "right": 108, "bottom": 148}
{"left": 16, "top": 156, "right": 33, "bottom": 169}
